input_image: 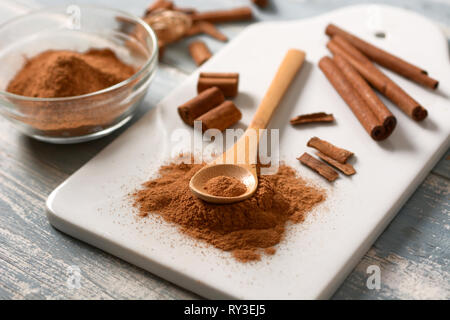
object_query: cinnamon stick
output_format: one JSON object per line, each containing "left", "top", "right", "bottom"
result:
{"left": 199, "top": 22, "right": 228, "bottom": 41}
{"left": 332, "top": 54, "right": 396, "bottom": 138}
{"left": 173, "top": 7, "right": 198, "bottom": 15}
{"left": 178, "top": 87, "right": 225, "bottom": 126}
{"left": 196, "top": 100, "right": 242, "bottom": 131}
{"left": 316, "top": 152, "right": 356, "bottom": 176}
{"left": 191, "top": 7, "right": 253, "bottom": 24}
{"left": 185, "top": 23, "right": 203, "bottom": 37}
{"left": 252, "top": 0, "right": 269, "bottom": 8}
{"left": 327, "top": 36, "right": 428, "bottom": 121}
{"left": 200, "top": 72, "right": 239, "bottom": 79}
{"left": 307, "top": 137, "right": 353, "bottom": 164}
{"left": 189, "top": 41, "right": 212, "bottom": 66}
{"left": 198, "top": 72, "right": 239, "bottom": 98}
{"left": 186, "top": 22, "right": 228, "bottom": 42}
{"left": 298, "top": 152, "right": 339, "bottom": 182}
{"left": 319, "top": 56, "right": 386, "bottom": 140}
{"left": 325, "top": 24, "right": 439, "bottom": 89}
{"left": 290, "top": 112, "right": 335, "bottom": 125}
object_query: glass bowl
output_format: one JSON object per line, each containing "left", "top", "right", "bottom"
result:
{"left": 0, "top": 5, "right": 158, "bottom": 143}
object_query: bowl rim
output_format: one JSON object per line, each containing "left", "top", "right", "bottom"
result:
{"left": 0, "top": 4, "right": 158, "bottom": 102}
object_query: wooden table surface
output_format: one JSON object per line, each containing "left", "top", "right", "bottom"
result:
{"left": 0, "top": 0, "right": 448, "bottom": 300}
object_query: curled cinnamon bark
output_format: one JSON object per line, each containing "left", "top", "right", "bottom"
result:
{"left": 332, "top": 54, "right": 396, "bottom": 138}
{"left": 327, "top": 36, "right": 428, "bottom": 121}
{"left": 307, "top": 137, "right": 353, "bottom": 164}
{"left": 177, "top": 87, "right": 225, "bottom": 126}
{"left": 325, "top": 24, "right": 438, "bottom": 89}
{"left": 290, "top": 112, "right": 334, "bottom": 125}
{"left": 298, "top": 152, "right": 339, "bottom": 182}
{"left": 316, "top": 152, "right": 356, "bottom": 176}
{"left": 319, "top": 56, "right": 386, "bottom": 140}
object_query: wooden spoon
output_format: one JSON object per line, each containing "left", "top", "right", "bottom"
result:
{"left": 189, "top": 49, "right": 306, "bottom": 204}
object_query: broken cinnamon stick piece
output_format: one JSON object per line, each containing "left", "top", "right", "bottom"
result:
{"left": 319, "top": 56, "right": 386, "bottom": 141}
{"left": 316, "top": 152, "right": 356, "bottom": 176}
{"left": 332, "top": 54, "right": 396, "bottom": 138}
{"left": 298, "top": 153, "right": 339, "bottom": 182}
{"left": 189, "top": 41, "right": 212, "bottom": 66}
{"left": 178, "top": 87, "right": 225, "bottom": 126}
{"left": 191, "top": 7, "right": 253, "bottom": 24}
{"left": 196, "top": 101, "right": 242, "bottom": 132}
{"left": 327, "top": 36, "right": 428, "bottom": 121}
{"left": 198, "top": 73, "right": 239, "bottom": 98}
{"left": 325, "top": 24, "right": 439, "bottom": 89}
{"left": 290, "top": 112, "right": 334, "bottom": 125}
{"left": 307, "top": 137, "right": 353, "bottom": 164}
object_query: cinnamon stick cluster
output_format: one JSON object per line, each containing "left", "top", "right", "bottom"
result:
{"left": 299, "top": 137, "right": 356, "bottom": 182}
{"left": 141, "top": 0, "right": 256, "bottom": 64}
{"left": 178, "top": 72, "right": 241, "bottom": 131}
{"left": 320, "top": 24, "right": 439, "bottom": 141}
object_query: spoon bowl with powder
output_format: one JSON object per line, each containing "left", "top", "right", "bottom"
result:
{"left": 190, "top": 164, "right": 255, "bottom": 204}
{"left": 190, "top": 49, "right": 306, "bottom": 204}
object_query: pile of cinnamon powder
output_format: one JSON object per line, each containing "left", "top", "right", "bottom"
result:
{"left": 133, "top": 162, "right": 325, "bottom": 262}
{"left": 7, "top": 48, "right": 135, "bottom": 98}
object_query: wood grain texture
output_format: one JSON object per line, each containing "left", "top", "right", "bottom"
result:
{"left": 0, "top": 0, "right": 448, "bottom": 300}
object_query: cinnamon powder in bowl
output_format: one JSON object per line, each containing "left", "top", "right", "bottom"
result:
{"left": 133, "top": 161, "right": 325, "bottom": 262}
{"left": 0, "top": 6, "right": 158, "bottom": 143}
{"left": 7, "top": 49, "right": 135, "bottom": 98}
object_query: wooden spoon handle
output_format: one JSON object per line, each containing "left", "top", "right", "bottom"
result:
{"left": 249, "top": 49, "right": 306, "bottom": 130}
{"left": 216, "top": 49, "right": 306, "bottom": 165}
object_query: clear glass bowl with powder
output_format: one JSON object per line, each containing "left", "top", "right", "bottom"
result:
{"left": 0, "top": 5, "right": 158, "bottom": 143}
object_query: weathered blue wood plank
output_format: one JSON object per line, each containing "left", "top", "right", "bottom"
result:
{"left": 333, "top": 172, "right": 450, "bottom": 299}
{"left": 432, "top": 149, "right": 450, "bottom": 179}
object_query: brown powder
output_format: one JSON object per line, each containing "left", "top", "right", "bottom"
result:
{"left": 264, "top": 247, "right": 276, "bottom": 255}
{"left": 133, "top": 161, "right": 325, "bottom": 262}
{"left": 204, "top": 175, "right": 247, "bottom": 197}
{"left": 7, "top": 48, "right": 135, "bottom": 98}
{"left": 5, "top": 48, "right": 137, "bottom": 137}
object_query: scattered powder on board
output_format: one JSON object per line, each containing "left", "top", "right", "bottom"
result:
{"left": 133, "top": 161, "right": 325, "bottom": 262}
